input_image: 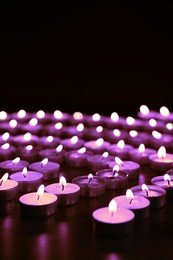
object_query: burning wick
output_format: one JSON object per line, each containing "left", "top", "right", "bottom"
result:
{"left": 164, "top": 173, "right": 171, "bottom": 186}
{"left": 88, "top": 173, "right": 93, "bottom": 185}
{"left": 142, "top": 184, "right": 149, "bottom": 197}
{"left": 112, "top": 165, "right": 119, "bottom": 177}
{"left": 59, "top": 176, "right": 66, "bottom": 191}
{"left": 126, "top": 189, "right": 134, "bottom": 205}
{"left": 0, "top": 173, "right": 9, "bottom": 186}
{"left": 37, "top": 185, "right": 44, "bottom": 200}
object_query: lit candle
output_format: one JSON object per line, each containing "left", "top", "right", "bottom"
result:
{"left": 0, "top": 119, "right": 20, "bottom": 135}
{"left": 84, "top": 138, "right": 110, "bottom": 154}
{"left": 11, "top": 132, "right": 39, "bottom": 147}
{"left": 0, "top": 132, "right": 11, "bottom": 145}
{"left": 92, "top": 199, "right": 135, "bottom": 236}
{"left": 114, "top": 189, "right": 150, "bottom": 221}
{"left": 84, "top": 113, "right": 104, "bottom": 127}
{"left": 69, "top": 111, "right": 84, "bottom": 125}
{"left": 151, "top": 172, "right": 173, "bottom": 200}
{"left": 29, "top": 158, "right": 60, "bottom": 180}
{"left": 150, "top": 130, "right": 173, "bottom": 150}
{"left": 45, "top": 175, "right": 80, "bottom": 206}
{"left": 157, "top": 106, "right": 173, "bottom": 122}
{"left": 107, "top": 140, "right": 133, "bottom": 160}
{"left": 17, "top": 145, "right": 40, "bottom": 163}
{"left": 63, "top": 123, "right": 85, "bottom": 139}
{"left": 96, "top": 165, "right": 128, "bottom": 190}
{"left": 0, "top": 111, "right": 9, "bottom": 122}
{"left": 51, "top": 110, "right": 70, "bottom": 124}
{"left": 103, "top": 128, "right": 127, "bottom": 144}
{"left": 124, "top": 116, "right": 143, "bottom": 131}
{"left": 38, "top": 145, "right": 66, "bottom": 164}
{"left": 131, "top": 183, "right": 166, "bottom": 209}
{"left": 125, "top": 130, "right": 149, "bottom": 147}
{"left": 10, "top": 167, "right": 43, "bottom": 193}
{"left": 149, "top": 146, "right": 173, "bottom": 171}
{"left": 19, "top": 184, "right": 57, "bottom": 217}
{"left": 44, "top": 122, "right": 66, "bottom": 138}
{"left": 128, "top": 144, "right": 156, "bottom": 165}
{"left": 83, "top": 125, "right": 104, "bottom": 141}
{"left": 10, "top": 109, "right": 31, "bottom": 123}
{"left": 137, "top": 105, "right": 158, "bottom": 120}
{"left": 65, "top": 147, "right": 92, "bottom": 168}
{"left": 72, "top": 173, "right": 106, "bottom": 197}
{"left": 60, "top": 136, "right": 84, "bottom": 151}
{"left": 108, "top": 157, "right": 140, "bottom": 180}
{"left": 18, "top": 118, "right": 42, "bottom": 135}
{"left": 34, "top": 110, "right": 51, "bottom": 124}
{"left": 0, "top": 173, "right": 18, "bottom": 201}
{"left": 87, "top": 152, "right": 114, "bottom": 172}
{"left": 103, "top": 112, "right": 126, "bottom": 129}
{"left": 0, "top": 143, "right": 17, "bottom": 161}
{"left": 39, "top": 135, "right": 60, "bottom": 149}
{"left": 0, "top": 157, "right": 29, "bottom": 176}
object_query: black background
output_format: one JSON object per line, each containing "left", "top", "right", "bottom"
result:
{"left": 1, "top": 1, "right": 173, "bottom": 116}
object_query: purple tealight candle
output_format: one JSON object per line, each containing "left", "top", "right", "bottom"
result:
{"left": 69, "top": 111, "right": 85, "bottom": 125}
{"left": 10, "top": 109, "right": 32, "bottom": 123}
{"left": 92, "top": 199, "right": 135, "bottom": 236}
{"left": 18, "top": 118, "right": 42, "bottom": 136}
{"left": 137, "top": 105, "right": 158, "bottom": 120}
{"left": 96, "top": 165, "right": 128, "bottom": 190}
{"left": 114, "top": 188, "right": 150, "bottom": 221}
{"left": 0, "top": 111, "right": 10, "bottom": 123}
{"left": 45, "top": 175, "right": 80, "bottom": 206}
{"left": 72, "top": 173, "right": 106, "bottom": 197}
{"left": 107, "top": 140, "right": 133, "bottom": 160}
{"left": 17, "top": 145, "right": 40, "bottom": 163}
{"left": 65, "top": 147, "right": 92, "bottom": 168}
{"left": 39, "top": 136, "right": 60, "bottom": 149}
{"left": 125, "top": 130, "right": 149, "bottom": 147}
{"left": 19, "top": 184, "right": 57, "bottom": 217}
{"left": 87, "top": 152, "right": 114, "bottom": 172}
{"left": 10, "top": 167, "right": 43, "bottom": 193}
{"left": 44, "top": 122, "right": 66, "bottom": 138}
{"left": 84, "top": 138, "right": 110, "bottom": 154}
{"left": 0, "top": 173, "right": 19, "bottom": 201}
{"left": 151, "top": 172, "right": 173, "bottom": 200}
{"left": 51, "top": 110, "right": 70, "bottom": 124}
{"left": 156, "top": 106, "right": 173, "bottom": 123}
{"left": 103, "top": 112, "right": 126, "bottom": 129}
{"left": 0, "top": 119, "right": 20, "bottom": 135}
{"left": 0, "top": 157, "right": 29, "bottom": 176}
{"left": 39, "top": 145, "right": 66, "bottom": 164}
{"left": 63, "top": 123, "right": 85, "bottom": 139}
{"left": 0, "top": 132, "right": 11, "bottom": 145}
{"left": 60, "top": 136, "right": 84, "bottom": 151}
{"left": 149, "top": 146, "right": 173, "bottom": 171}
{"left": 124, "top": 116, "right": 143, "bottom": 131}
{"left": 131, "top": 183, "right": 166, "bottom": 209}
{"left": 0, "top": 143, "right": 17, "bottom": 161}
{"left": 103, "top": 128, "right": 127, "bottom": 144}
{"left": 150, "top": 130, "right": 173, "bottom": 150}
{"left": 33, "top": 110, "right": 51, "bottom": 124}
{"left": 29, "top": 158, "right": 60, "bottom": 180}
{"left": 83, "top": 125, "right": 104, "bottom": 141}
{"left": 128, "top": 144, "right": 156, "bottom": 165}
{"left": 84, "top": 113, "right": 104, "bottom": 127}
{"left": 11, "top": 132, "right": 39, "bottom": 147}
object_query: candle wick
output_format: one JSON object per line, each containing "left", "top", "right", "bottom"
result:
{"left": 41, "top": 163, "right": 43, "bottom": 169}
{"left": 88, "top": 178, "right": 92, "bottom": 185}
{"left": 61, "top": 184, "right": 64, "bottom": 191}
{"left": 129, "top": 199, "right": 133, "bottom": 204}
{"left": 146, "top": 190, "right": 149, "bottom": 197}
{"left": 111, "top": 211, "right": 114, "bottom": 217}
{"left": 37, "top": 195, "right": 40, "bottom": 200}
{"left": 168, "top": 180, "right": 170, "bottom": 186}
{"left": 0, "top": 180, "right": 3, "bottom": 186}
{"left": 23, "top": 174, "right": 26, "bottom": 178}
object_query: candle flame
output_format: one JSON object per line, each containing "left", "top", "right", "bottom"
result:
{"left": 36, "top": 110, "right": 45, "bottom": 119}
{"left": 129, "top": 130, "right": 138, "bottom": 137}
{"left": 126, "top": 116, "right": 135, "bottom": 125}
{"left": 76, "top": 123, "right": 84, "bottom": 132}
{"left": 113, "top": 165, "right": 119, "bottom": 176}
{"left": 25, "top": 145, "right": 33, "bottom": 151}
{"left": 41, "top": 158, "right": 48, "bottom": 166}
{"left": 126, "top": 189, "right": 134, "bottom": 199}
{"left": 140, "top": 105, "right": 149, "bottom": 115}
{"left": 24, "top": 132, "right": 32, "bottom": 141}
{"left": 70, "top": 136, "right": 78, "bottom": 144}
{"left": 77, "top": 147, "right": 86, "bottom": 154}
{"left": 1, "top": 143, "right": 10, "bottom": 150}
{"left": 0, "top": 111, "right": 7, "bottom": 120}
{"left": 142, "top": 184, "right": 149, "bottom": 192}
{"left": 73, "top": 112, "right": 83, "bottom": 120}
{"left": 115, "top": 156, "right": 123, "bottom": 165}
{"left": 12, "top": 157, "right": 20, "bottom": 164}
{"left": 110, "top": 112, "right": 119, "bottom": 122}
{"left": 55, "top": 122, "right": 63, "bottom": 130}
{"left": 17, "top": 109, "right": 26, "bottom": 118}
{"left": 166, "top": 123, "right": 173, "bottom": 130}
{"left": 95, "top": 138, "right": 104, "bottom": 147}
{"left": 152, "top": 130, "right": 162, "bottom": 139}
{"left": 138, "top": 143, "right": 145, "bottom": 153}
{"left": 96, "top": 126, "right": 103, "bottom": 133}
{"left": 113, "top": 129, "right": 121, "bottom": 137}
{"left": 22, "top": 167, "right": 27, "bottom": 177}
{"left": 160, "top": 106, "right": 170, "bottom": 117}
{"left": 92, "top": 113, "right": 100, "bottom": 121}
{"left": 54, "top": 110, "right": 63, "bottom": 119}
{"left": 37, "top": 184, "right": 44, "bottom": 200}
{"left": 56, "top": 144, "right": 63, "bottom": 152}
{"left": 157, "top": 146, "right": 166, "bottom": 159}
{"left": 60, "top": 176, "right": 66, "bottom": 187}
{"left": 149, "top": 118, "right": 157, "bottom": 127}
{"left": 29, "top": 118, "right": 38, "bottom": 126}
{"left": 108, "top": 199, "right": 117, "bottom": 217}
{"left": 0, "top": 173, "right": 9, "bottom": 183}
{"left": 2, "top": 132, "right": 10, "bottom": 141}
{"left": 9, "top": 119, "right": 17, "bottom": 128}
{"left": 46, "top": 136, "right": 53, "bottom": 142}
{"left": 102, "top": 151, "right": 109, "bottom": 158}
{"left": 164, "top": 173, "right": 170, "bottom": 182}
{"left": 117, "top": 140, "right": 125, "bottom": 149}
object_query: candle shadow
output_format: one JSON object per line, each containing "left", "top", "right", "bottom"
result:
{"left": 0, "top": 199, "right": 19, "bottom": 217}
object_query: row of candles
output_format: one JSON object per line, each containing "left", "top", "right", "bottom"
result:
{"left": 0, "top": 105, "right": 173, "bottom": 237}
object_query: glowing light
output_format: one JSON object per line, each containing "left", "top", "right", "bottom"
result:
{"left": 60, "top": 176, "right": 66, "bottom": 189}
{"left": 9, "top": 119, "right": 17, "bottom": 128}
{"left": 29, "top": 118, "right": 38, "bottom": 126}
{"left": 110, "top": 112, "right": 119, "bottom": 122}
{"left": 129, "top": 130, "right": 138, "bottom": 137}
{"left": 117, "top": 140, "right": 125, "bottom": 149}
{"left": 24, "top": 133, "right": 32, "bottom": 141}
{"left": 73, "top": 112, "right": 83, "bottom": 120}
{"left": 96, "top": 126, "right": 103, "bottom": 133}
{"left": 56, "top": 144, "right": 63, "bottom": 152}
{"left": 164, "top": 173, "right": 170, "bottom": 182}
{"left": 126, "top": 189, "right": 134, "bottom": 200}
{"left": 115, "top": 156, "right": 123, "bottom": 165}
{"left": 140, "top": 105, "right": 149, "bottom": 115}
{"left": 102, "top": 151, "right": 109, "bottom": 158}
{"left": 22, "top": 167, "right": 27, "bottom": 177}
{"left": 55, "top": 122, "right": 63, "bottom": 130}
{"left": 149, "top": 119, "right": 157, "bottom": 127}
{"left": 166, "top": 123, "right": 173, "bottom": 130}
{"left": 92, "top": 113, "right": 100, "bottom": 121}
{"left": 88, "top": 173, "right": 93, "bottom": 180}
{"left": 17, "top": 109, "right": 26, "bottom": 118}
{"left": 41, "top": 158, "right": 48, "bottom": 167}
{"left": 77, "top": 147, "right": 86, "bottom": 154}
{"left": 95, "top": 138, "right": 104, "bottom": 147}
{"left": 113, "top": 129, "right": 121, "bottom": 137}
{"left": 46, "top": 136, "right": 53, "bottom": 142}
{"left": 25, "top": 145, "right": 33, "bottom": 151}
{"left": 152, "top": 130, "right": 162, "bottom": 139}
{"left": 108, "top": 199, "right": 117, "bottom": 217}
{"left": 1, "top": 143, "right": 10, "bottom": 150}
{"left": 157, "top": 146, "right": 166, "bottom": 159}
{"left": 138, "top": 144, "right": 145, "bottom": 153}
{"left": 0, "top": 173, "right": 9, "bottom": 183}
{"left": 0, "top": 111, "right": 7, "bottom": 120}
{"left": 70, "top": 136, "right": 78, "bottom": 144}
{"left": 113, "top": 165, "right": 119, "bottom": 176}
{"left": 37, "top": 184, "right": 44, "bottom": 200}
{"left": 76, "top": 123, "right": 84, "bottom": 132}
{"left": 160, "top": 106, "right": 170, "bottom": 117}
{"left": 126, "top": 116, "right": 135, "bottom": 125}
{"left": 142, "top": 184, "right": 149, "bottom": 195}
{"left": 54, "top": 110, "right": 63, "bottom": 119}
{"left": 36, "top": 110, "right": 45, "bottom": 119}
{"left": 12, "top": 157, "right": 20, "bottom": 164}
{"left": 2, "top": 132, "right": 10, "bottom": 141}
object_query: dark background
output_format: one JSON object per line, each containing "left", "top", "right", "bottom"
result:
{"left": 1, "top": 1, "right": 173, "bottom": 116}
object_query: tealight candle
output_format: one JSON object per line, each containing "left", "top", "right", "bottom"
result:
{"left": 107, "top": 140, "right": 133, "bottom": 160}
{"left": 149, "top": 146, "right": 173, "bottom": 171}
{"left": 124, "top": 116, "right": 143, "bottom": 131}
{"left": 137, "top": 105, "right": 158, "bottom": 120}
{"left": 11, "top": 132, "right": 39, "bottom": 147}
{"left": 51, "top": 110, "right": 70, "bottom": 124}
{"left": 125, "top": 130, "right": 149, "bottom": 147}
{"left": 96, "top": 165, "right": 128, "bottom": 190}
{"left": 0, "top": 119, "right": 20, "bottom": 135}
{"left": 87, "top": 152, "right": 114, "bottom": 172}
{"left": 63, "top": 123, "right": 85, "bottom": 139}
{"left": 0, "top": 157, "right": 29, "bottom": 176}
{"left": 0, "top": 143, "right": 17, "bottom": 161}
{"left": 39, "top": 136, "right": 60, "bottom": 149}
{"left": 149, "top": 130, "right": 173, "bottom": 150}
{"left": 128, "top": 144, "right": 156, "bottom": 165}
{"left": 69, "top": 112, "right": 85, "bottom": 125}
{"left": 103, "top": 128, "right": 127, "bottom": 144}
{"left": 83, "top": 126, "right": 104, "bottom": 141}
{"left": 92, "top": 199, "right": 135, "bottom": 236}
{"left": 84, "top": 138, "right": 110, "bottom": 154}
{"left": 151, "top": 172, "right": 173, "bottom": 200}
{"left": 38, "top": 145, "right": 66, "bottom": 164}
{"left": 44, "top": 122, "right": 66, "bottom": 138}
{"left": 0, "top": 132, "right": 11, "bottom": 145}
{"left": 103, "top": 112, "right": 126, "bottom": 129}
{"left": 60, "top": 136, "right": 84, "bottom": 151}
{"left": 0, "top": 173, "right": 19, "bottom": 201}
{"left": 84, "top": 113, "right": 104, "bottom": 127}
{"left": 45, "top": 176, "right": 80, "bottom": 206}
{"left": 17, "top": 145, "right": 40, "bottom": 163}
{"left": 131, "top": 184, "right": 166, "bottom": 209}
{"left": 33, "top": 110, "right": 51, "bottom": 124}
{"left": 65, "top": 147, "right": 92, "bottom": 168}
{"left": 19, "top": 184, "right": 57, "bottom": 217}
{"left": 10, "top": 167, "right": 43, "bottom": 193}
{"left": 18, "top": 118, "right": 42, "bottom": 136}
{"left": 10, "top": 109, "right": 31, "bottom": 123}
{"left": 0, "top": 111, "right": 9, "bottom": 122}
{"left": 156, "top": 106, "right": 173, "bottom": 122}
{"left": 29, "top": 158, "right": 60, "bottom": 180}
{"left": 108, "top": 157, "right": 140, "bottom": 180}
{"left": 72, "top": 173, "right": 106, "bottom": 197}
{"left": 114, "top": 189, "right": 150, "bottom": 221}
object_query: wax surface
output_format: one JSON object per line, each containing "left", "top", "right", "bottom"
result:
{"left": 115, "top": 195, "right": 150, "bottom": 209}
{"left": 131, "top": 185, "right": 166, "bottom": 197}
{"left": 10, "top": 171, "right": 43, "bottom": 181}
{"left": 0, "top": 180, "right": 18, "bottom": 190}
{"left": 109, "top": 161, "right": 140, "bottom": 170}
{"left": 92, "top": 207, "right": 134, "bottom": 224}
{"left": 19, "top": 192, "right": 57, "bottom": 205}
{"left": 73, "top": 176, "right": 105, "bottom": 187}
{"left": 151, "top": 176, "right": 173, "bottom": 188}
{"left": 45, "top": 183, "right": 80, "bottom": 194}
